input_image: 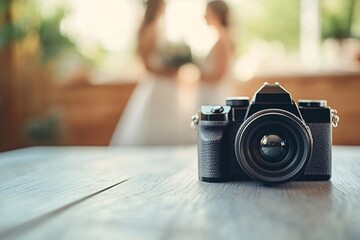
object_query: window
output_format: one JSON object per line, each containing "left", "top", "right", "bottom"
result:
{"left": 37, "top": 0, "right": 359, "bottom": 82}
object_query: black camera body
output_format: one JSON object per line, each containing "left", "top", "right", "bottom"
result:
{"left": 197, "top": 83, "right": 333, "bottom": 184}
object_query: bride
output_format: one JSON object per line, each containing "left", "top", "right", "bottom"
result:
{"left": 111, "top": 0, "right": 235, "bottom": 146}
{"left": 110, "top": 0, "right": 195, "bottom": 146}
{"left": 197, "top": 0, "right": 235, "bottom": 106}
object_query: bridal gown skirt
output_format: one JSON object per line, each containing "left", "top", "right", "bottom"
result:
{"left": 110, "top": 74, "right": 197, "bottom": 146}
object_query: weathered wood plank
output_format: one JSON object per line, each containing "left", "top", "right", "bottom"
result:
{"left": 0, "top": 147, "right": 132, "bottom": 235}
{"left": 0, "top": 146, "right": 359, "bottom": 240}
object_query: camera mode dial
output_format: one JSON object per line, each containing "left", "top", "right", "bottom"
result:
{"left": 211, "top": 106, "right": 224, "bottom": 113}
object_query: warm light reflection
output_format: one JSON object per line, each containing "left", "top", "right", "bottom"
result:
{"left": 60, "top": 0, "right": 139, "bottom": 53}
{"left": 40, "top": 0, "right": 216, "bottom": 59}
{"left": 36, "top": 0, "right": 354, "bottom": 80}
{"left": 165, "top": 0, "right": 217, "bottom": 57}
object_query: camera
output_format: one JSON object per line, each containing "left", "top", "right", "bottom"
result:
{"left": 194, "top": 82, "right": 339, "bottom": 184}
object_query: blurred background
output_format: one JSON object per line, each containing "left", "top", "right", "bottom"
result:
{"left": 1, "top": 0, "right": 360, "bottom": 151}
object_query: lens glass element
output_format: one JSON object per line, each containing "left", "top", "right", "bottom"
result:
{"left": 234, "top": 109, "right": 313, "bottom": 184}
{"left": 260, "top": 134, "right": 286, "bottom": 163}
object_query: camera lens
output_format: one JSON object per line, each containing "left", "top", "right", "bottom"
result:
{"left": 234, "top": 109, "right": 313, "bottom": 184}
{"left": 260, "top": 134, "right": 287, "bottom": 163}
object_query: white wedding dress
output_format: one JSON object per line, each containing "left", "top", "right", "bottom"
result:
{"left": 110, "top": 26, "right": 197, "bottom": 146}
{"left": 110, "top": 36, "right": 234, "bottom": 146}
{"left": 110, "top": 72, "right": 196, "bottom": 146}
{"left": 196, "top": 41, "right": 234, "bottom": 107}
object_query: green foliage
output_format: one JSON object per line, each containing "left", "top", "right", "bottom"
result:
{"left": 0, "top": 0, "right": 78, "bottom": 63}
{"left": 321, "top": 0, "right": 359, "bottom": 39}
{"left": 0, "top": 22, "right": 26, "bottom": 48}
{"left": 37, "top": 7, "right": 76, "bottom": 63}
{"left": 233, "top": 0, "right": 300, "bottom": 53}
{"left": 0, "top": 0, "right": 34, "bottom": 48}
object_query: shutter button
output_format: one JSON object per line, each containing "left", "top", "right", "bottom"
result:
{"left": 211, "top": 106, "right": 224, "bottom": 113}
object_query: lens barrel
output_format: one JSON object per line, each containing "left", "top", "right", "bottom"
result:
{"left": 234, "top": 109, "right": 313, "bottom": 184}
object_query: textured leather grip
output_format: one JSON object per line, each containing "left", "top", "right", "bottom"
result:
{"left": 303, "top": 123, "right": 332, "bottom": 176}
{"left": 198, "top": 121, "right": 230, "bottom": 179}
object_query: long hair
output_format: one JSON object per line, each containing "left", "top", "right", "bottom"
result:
{"left": 207, "top": 0, "right": 229, "bottom": 27}
{"left": 139, "top": 0, "right": 164, "bottom": 36}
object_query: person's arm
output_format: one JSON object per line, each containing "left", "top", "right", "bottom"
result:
{"left": 147, "top": 63, "right": 178, "bottom": 78}
{"left": 200, "top": 39, "right": 229, "bottom": 83}
{"left": 138, "top": 25, "right": 156, "bottom": 70}
{"left": 138, "top": 26, "right": 178, "bottom": 78}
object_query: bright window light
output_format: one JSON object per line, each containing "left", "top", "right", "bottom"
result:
{"left": 60, "top": 0, "right": 139, "bottom": 53}
{"left": 40, "top": 0, "right": 216, "bottom": 59}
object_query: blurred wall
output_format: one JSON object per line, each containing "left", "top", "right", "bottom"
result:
{"left": 49, "top": 73, "right": 359, "bottom": 147}
{"left": 53, "top": 83, "right": 135, "bottom": 146}
{"left": 1, "top": 72, "right": 360, "bottom": 152}
{"left": 1, "top": 72, "right": 359, "bottom": 151}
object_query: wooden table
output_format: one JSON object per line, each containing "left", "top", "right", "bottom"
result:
{"left": 1, "top": 146, "right": 360, "bottom": 240}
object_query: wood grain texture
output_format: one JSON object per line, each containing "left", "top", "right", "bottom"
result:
{"left": 49, "top": 73, "right": 360, "bottom": 147}
{"left": 53, "top": 83, "right": 136, "bottom": 146}
{"left": 0, "top": 146, "right": 359, "bottom": 240}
